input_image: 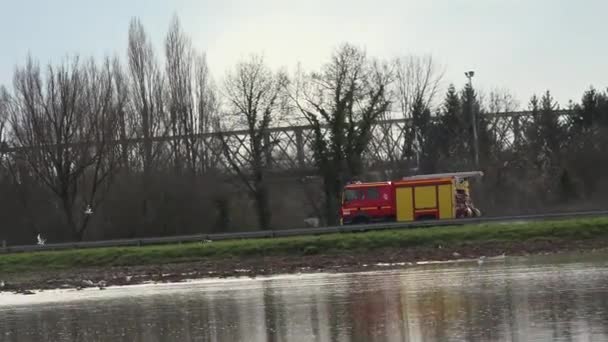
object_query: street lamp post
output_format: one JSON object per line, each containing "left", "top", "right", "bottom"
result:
{"left": 465, "top": 71, "right": 479, "bottom": 168}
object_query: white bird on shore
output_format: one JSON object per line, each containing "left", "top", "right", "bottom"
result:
{"left": 303, "top": 217, "right": 320, "bottom": 228}
{"left": 478, "top": 256, "right": 486, "bottom": 266}
{"left": 0, "top": 280, "right": 5, "bottom": 288}
{"left": 82, "top": 279, "right": 95, "bottom": 287}
{"left": 36, "top": 234, "right": 46, "bottom": 246}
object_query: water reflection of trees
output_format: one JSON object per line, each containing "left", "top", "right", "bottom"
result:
{"left": 392, "top": 263, "right": 608, "bottom": 341}
{"left": 343, "top": 272, "right": 405, "bottom": 342}
{"left": 2, "top": 262, "right": 608, "bottom": 341}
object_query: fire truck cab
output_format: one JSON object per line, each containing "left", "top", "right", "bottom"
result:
{"left": 340, "top": 171, "right": 483, "bottom": 225}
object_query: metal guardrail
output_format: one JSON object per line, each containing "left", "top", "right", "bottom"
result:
{"left": 2, "top": 210, "right": 608, "bottom": 254}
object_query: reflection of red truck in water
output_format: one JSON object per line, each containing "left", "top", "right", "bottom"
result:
{"left": 339, "top": 171, "right": 483, "bottom": 225}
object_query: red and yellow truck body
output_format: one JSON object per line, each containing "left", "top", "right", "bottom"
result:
{"left": 340, "top": 172, "right": 482, "bottom": 225}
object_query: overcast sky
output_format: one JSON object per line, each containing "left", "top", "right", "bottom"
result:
{"left": 1, "top": 0, "right": 607, "bottom": 107}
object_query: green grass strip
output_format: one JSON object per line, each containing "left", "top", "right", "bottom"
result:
{"left": 2, "top": 217, "right": 608, "bottom": 275}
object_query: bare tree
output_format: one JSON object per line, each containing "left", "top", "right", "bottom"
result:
{"left": 0, "top": 87, "right": 7, "bottom": 134}
{"left": 0, "top": 87, "right": 8, "bottom": 156}
{"left": 128, "top": 17, "right": 167, "bottom": 176}
{"left": 164, "top": 15, "right": 218, "bottom": 175}
{"left": 486, "top": 88, "right": 519, "bottom": 114}
{"left": 391, "top": 55, "right": 444, "bottom": 173}
{"left": 485, "top": 88, "right": 520, "bottom": 149}
{"left": 291, "top": 43, "right": 392, "bottom": 224}
{"left": 111, "top": 59, "right": 132, "bottom": 171}
{"left": 8, "top": 56, "right": 120, "bottom": 241}
{"left": 127, "top": 17, "right": 170, "bottom": 236}
{"left": 165, "top": 15, "right": 193, "bottom": 173}
{"left": 394, "top": 55, "right": 443, "bottom": 119}
{"left": 0, "top": 87, "right": 10, "bottom": 181}
{"left": 219, "top": 55, "right": 286, "bottom": 230}
{"left": 194, "top": 52, "right": 219, "bottom": 172}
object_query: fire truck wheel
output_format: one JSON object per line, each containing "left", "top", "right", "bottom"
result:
{"left": 352, "top": 216, "right": 369, "bottom": 225}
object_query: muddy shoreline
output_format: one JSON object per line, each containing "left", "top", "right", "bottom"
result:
{"left": 2, "top": 238, "right": 608, "bottom": 294}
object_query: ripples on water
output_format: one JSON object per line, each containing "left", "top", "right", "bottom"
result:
{"left": 1, "top": 253, "right": 608, "bottom": 341}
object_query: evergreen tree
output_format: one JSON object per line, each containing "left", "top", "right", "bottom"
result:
{"left": 539, "top": 90, "right": 562, "bottom": 161}
{"left": 437, "top": 84, "right": 462, "bottom": 156}
{"left": 522, "top": 91, "right": 565, "bottom": 202}
{"left": 566, "top": 87, "right": 608, "bottom": 198}
{"left": 460, "top": 83, "right": 482, "bottom": 168}
{"left": 577, "top": 87, "right": 598, "bottom": 129}
{"left": 434, "top": 84, "right": 469, "bottom": 170}
{"left": 599, "top": 89, "right": 608, "bottom": 127}
{"left": 409, "top": 97, "right": 438, "bottom": 173}
{"left": 570, "top": 87, "right": 608, "bottom": 132}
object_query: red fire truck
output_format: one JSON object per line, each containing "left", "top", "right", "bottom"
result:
{"left": 339, "top": 171, "right": 483, "bottom": 225}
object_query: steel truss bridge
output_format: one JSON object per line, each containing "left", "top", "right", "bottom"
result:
{"left": 0, "top": 110, "right": 572, "bottom": 176}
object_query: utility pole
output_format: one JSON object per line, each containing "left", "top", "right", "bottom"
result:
{"left": 465, "top": 71, "right": 479, "bottom": 168}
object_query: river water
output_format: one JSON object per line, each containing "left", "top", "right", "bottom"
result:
{"left": 1, "top": 252, "right": 608, "bottom": 341}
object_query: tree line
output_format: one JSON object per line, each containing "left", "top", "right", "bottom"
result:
{"left": 0, "top": 16, "right": 607, "bottom": 244}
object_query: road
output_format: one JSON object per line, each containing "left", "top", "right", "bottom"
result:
{"left": 2, "top": 210, "right": 607, "bottom": 254}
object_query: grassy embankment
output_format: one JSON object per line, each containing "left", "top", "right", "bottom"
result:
{"left": 1, "top": 217, "right": 608, "bottom": 275}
